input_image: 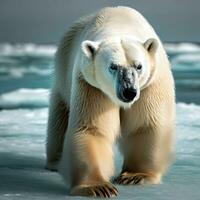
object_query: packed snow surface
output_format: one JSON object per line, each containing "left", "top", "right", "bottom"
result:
{"left": 0, "top": 43, "right": 200, "bottom": 199}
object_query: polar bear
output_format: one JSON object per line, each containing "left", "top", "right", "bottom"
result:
{"left": 46, "top": 6, "right": 175, "bottom": 198}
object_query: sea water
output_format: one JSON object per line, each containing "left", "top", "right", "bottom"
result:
{"left": 0, "top": 43, "right": 199, "bottom": 200}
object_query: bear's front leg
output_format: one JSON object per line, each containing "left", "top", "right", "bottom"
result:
{"left": 115, "top": 126, "right": 174, "bottom": 185}
{"left": 68, "top": 133, "right": 118, "bottom": 197}
{"left": 59, "top": 79, "right": 120, "bottom": 197}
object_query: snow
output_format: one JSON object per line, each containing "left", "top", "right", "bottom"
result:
{"left": 164, "top": 43, "right": 200, "bottom": 54}
{"left": 171, "top": 54, "right": 200, "bottom": 66}
{"left": 0, "top": 66, "right": 53, "bottom": 79}
{"left": 0, "top": 103, "right": 200, "bottom": 200}
{"left": 0, "top": 43, "right": 56, "bottom": 57}
{"left": 0, "top": 89, "right": 49, "bottom": 109}
{"left": 0, "top": 43, "right": 54, "bottom": 79}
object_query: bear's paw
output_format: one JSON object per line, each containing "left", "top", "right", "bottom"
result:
{"left": 114, "top": 172, "right": 160, "bottom": 185}
{"left": 71, "top": 182, "right": 118, "bottom": 198}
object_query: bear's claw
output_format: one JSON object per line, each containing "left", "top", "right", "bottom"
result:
{"left": 71, "top": 182, "right": 118, "bottom": 198}
{"left": 114, "top": 172, "right": 153, "bottom": 185}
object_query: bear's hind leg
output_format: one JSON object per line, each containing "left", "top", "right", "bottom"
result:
{"left": 115, "top": 126, "right": 173, "bottom": 185}
{"left": 46, "top": 91, "right": 69, "bottom": 171}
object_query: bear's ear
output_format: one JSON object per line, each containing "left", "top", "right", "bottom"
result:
{"left": 143, "top": 38, "right": 159, "bottom": 55}
{"left": 81, "top": 40, "right": 100, "bottom": 58}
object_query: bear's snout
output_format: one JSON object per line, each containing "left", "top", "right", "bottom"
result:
{"left": 117, "top": 68, "right": 137, "bottom": 103}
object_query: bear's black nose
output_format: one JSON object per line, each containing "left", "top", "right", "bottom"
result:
{"left": 122, "top": 88, "right": 137, "bottom": 101}
{"left": 118, "top": 87, "right": 137, "bottom": 102}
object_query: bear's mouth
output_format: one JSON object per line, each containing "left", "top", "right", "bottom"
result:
{"left": 117, "top": 85, "right": 137, "bottom": 103}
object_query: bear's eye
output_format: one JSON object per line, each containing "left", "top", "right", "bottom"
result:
{"left": 136, "top": 64, "right": 142, "bottom": 71}
{"left": 109, "top": 63, "right": 118, "bottom": 74}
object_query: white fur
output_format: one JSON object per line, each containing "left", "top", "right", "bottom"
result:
{"left": 46, "top": 7, "right": 174, "bottom": 197}
{"left": 81, "top": 36, "right": 154, "bottom": 108}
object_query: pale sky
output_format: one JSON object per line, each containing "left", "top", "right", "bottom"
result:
{"left": 0, "top": 0, "right": 199, "bottom": 43}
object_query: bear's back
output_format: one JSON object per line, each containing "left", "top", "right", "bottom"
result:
{"left": 85, "top": 7, "right": 159, "bottom": 43}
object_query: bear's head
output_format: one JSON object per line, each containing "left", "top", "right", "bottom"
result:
{"left": 81, "top": 37, "right": 158, "bottom": 107}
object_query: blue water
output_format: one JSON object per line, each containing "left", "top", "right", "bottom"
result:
{"left": 0, "top": 43, "right": 200, "bottom": 106}
{"left": 0, "top": 43, "right": 199, "bottom": 200}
